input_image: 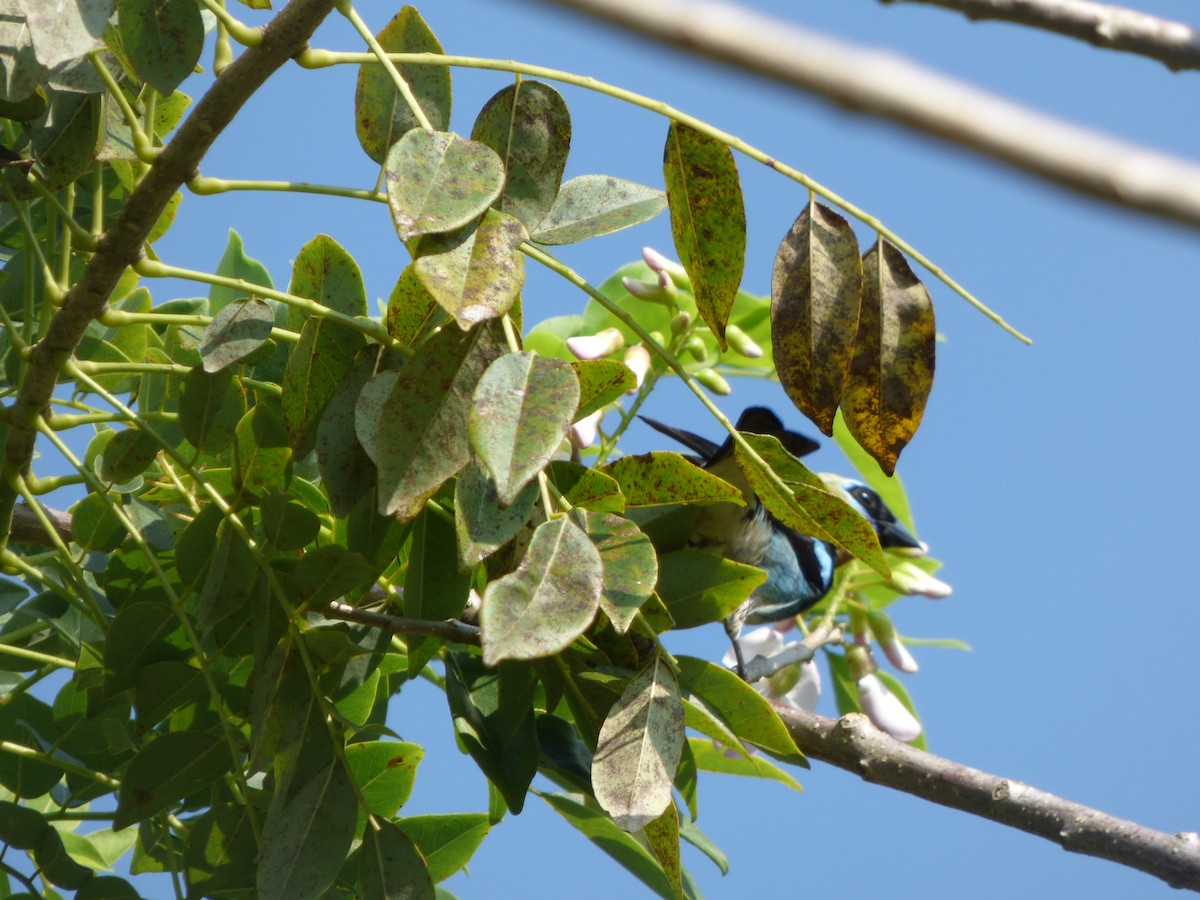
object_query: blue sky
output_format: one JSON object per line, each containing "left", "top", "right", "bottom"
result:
{"left": 128, "top": 1, "right": 1200, "bottom": 896}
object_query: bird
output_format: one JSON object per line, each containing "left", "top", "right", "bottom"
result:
{"left": 639, "top": 406, "right": 924, "bottom": 674}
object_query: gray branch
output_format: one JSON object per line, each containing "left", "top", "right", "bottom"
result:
{"left": 882, "top": 0, "right": 1200, "bottom": 72}
{"left": 0, "top": 0, "right": 338, "bottom": 547}
{"left": 526, "top": 0, "right": 1200, "bottom": 230}
{"left": 777, "top": 706, "right": 1200, "bottom": 891}
{"left": 321, "top": 601, "right": 482, "bottom": 645}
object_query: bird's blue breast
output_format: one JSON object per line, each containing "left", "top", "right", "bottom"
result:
{"left": 743, "top": 520, "right": 836, "bottom": 624}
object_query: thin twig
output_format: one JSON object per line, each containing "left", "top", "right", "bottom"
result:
{"left": 321, "top": 601, "right": 482, "bottom": 645}
{"left": 777, "top": 706, "right": 1200, "bottom": 891}
{"left": 526, "top": 0, "right": 1200, "bottom": 230}
{"left": 740, "top": 620, "right": 844, "bottom": 683}
{"left": 882, "top": 0, "right": 1200, "bottom": 72}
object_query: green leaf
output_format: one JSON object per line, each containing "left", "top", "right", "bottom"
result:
{"left": 360, "top": 819, "right": 436, "bottom": 900}
{"left": 375, "top": 321, "right": 504, "bottom": 519}
{"left": 257, "top": 762, "right": 358, "bottom": 900}
{"left": 445, "top": 653, "right": 539, "bottom": 814}
{"left": 0, "top": 799, "right": 49, "bottom": 849}
{"left": 385, "top": 129, "right": 505, "bottom": 242}
{"left": 772, "top": 198, "right": 863, "bottom": 435}
{"left": 480, "top": 516, "right": 603, "bottom": 665}
{"left": 577, "top": 510, "right": 657, "bottom": 634}
{"left": 281, "top": 314, "right": 367, "bottom": 458}
{"left": 545, "top": 460, "right": 625, "bottom": 514}
{"left": 354, "top": 7, "right": 451, "bottom": 164}
{"left": 74, "top": 875, "right": 141, "bottom": 899}
{"left": 285, "top": 234, "right": 368, "bottom": 331}
{"left": 261, "top": 493, "right": 320, "bottom": 550}
{"left": 31, "top": 91, "right": 100, "bottom": 188}
{"left": 573, "top": 358, "right": 635, "bottom": 420}
{"left": 345, "top": 741, "right": 424, "bottom": 830}
{"left": 539, "top": 792, "right": 677, "bottom": 899}
{"left": 735, "top": 431, "right": 888, "bottom": 576}
{"left": 98, "top": 427, "right": 159, "bottom": 484}
{"left": 675, "top": 656, "right": 806, "bottom": 765}
{"left": 599, "top": 452, "right": 743, "bottom": 508}
{"left": 678, "top": 812, "right": 729, "bottom": 876}
{"left": 680, "top": 692, "right": 748, "bottom": 757}
{"left": 0, "top": 695, "right": 61, "bottom": 797}
{"left": 662, "top": 122, "right": 745, "bottom": 349}
{"left": 180, "top": 367, "right": 246, "bottom": 454}
{"left": 33, "top": 824, "right": 94, "bottom": 889}
{"left": 654, "top": 550, "right": 764, "bottom": 629}
{"left": 469, "top": 351, "right": 579, "bottom": 505}
{"left": 199, "top": 296, "right": 274, "bottom": 372}
{"left": 532, "top": 175, "right": 667, "bottom": 245}
{"left": 470, "top": 80, "right": 571, "bottom": 230}
{"left": 643, "top": 802, "right": 683, "bottom": 900}
{"left": 197, "top": 519, "right": 259, "bottom": 629}
{"left": 183, "top": 799, "right": 258, "bottom": 898}
{"left": 842, "top": 240, "right": 936, "bottom": 475}
{"left": 134, "top": 660, "right": 205, "bottom": 729}
{"left": 386, "top": 264, "right": 445, "bottom": 348}
{"left": 399, "top": 814, "right": 490, "bottom": 884}
{"left": 209, "top": 229, "right": 273, "bottom": 316}
{"left": 25, "top": 0, "right": 110, "bottom": 68}
{"left": 316, "top": 348, "right": 389, "bottom": 516}
{"left": 114, "top": 731, "right": 233, "bottom": 830}
{"left": 454, "top": 460, "right": 538, "bottom": 568}
{"left": 119, "top": 0, "right": 203, "bottom": 95}
{"left": 293, "top": 545, "right": 377, "bottom": 606}
{"left": 234, "top": 397, "right": 293, "bottom": 495}
{"left": 103, "top": 601, "right": 189, "bottom": 693}
{"left": 688, "top": 737, "right": 802, "bottom": 791}
{"left": 593, "top": 656, "right": 685, "bottom": 831}
{"left": 404, "top": 504, "right": 472, "bottom": 676}
{"left": 72, "top": 491, "right": 126, "bottom": 552}
{"left": 412, "top": 209, "right": 527, "bottom": 329}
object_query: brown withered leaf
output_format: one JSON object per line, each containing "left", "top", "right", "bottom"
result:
{"left": 841, "top": 240, "right": 936, "bottom": 475}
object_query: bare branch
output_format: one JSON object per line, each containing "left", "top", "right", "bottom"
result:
{"left": 882, "top": 0, "right": 1200, "bottom": 72}
{"left": 10, "top": 502, "right": 72, "bottom": 546}
{"left": 321, "top": 601, "right": 482, "bottom": 645}
{"left": 527, "top": 0, "right": 1200, "bottom": 230}
{"left": 740, "top": 621, "right": 844, "bottom": 683}
{"left": 0, "top": 0, "right": 338, "bottom": 548}
{"left": 777, "top": 706, "right": 1200, "bottom": 891}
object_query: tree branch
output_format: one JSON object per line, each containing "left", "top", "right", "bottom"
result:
{"left": 777, "top": 706, "right": 1200, "bottom": 891}
{"left": 10, "top": 501, "right": 73, "bottom": 546}
{"left": 882, "top": 0, "right": 1200, "bottom": 72}
{"left": 525, "top": 0, "right": 1200, "bottom": 230}
{"left": 321, "top": 601, "right": 482, "bottom": 645}
{"left": 0, "top": 0, "right": 338, "bottom": 548}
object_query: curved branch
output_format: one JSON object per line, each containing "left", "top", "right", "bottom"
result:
{"left": 882, "top": 0, "right": 1200, "bottom": 72}
{"left": 526, "top": 0, "right": 1200, "bottom": 230}
{"left": 0, "top": 0, "right": 338, "bottom": 547}
{"left": 777, "top": 706, "right": 1200, "bottom": 891}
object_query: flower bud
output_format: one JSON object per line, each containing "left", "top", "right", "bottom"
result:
{"left": 622, "top": 345, "right": 651, "bottom": 392}
{"left": 695, "top": 368, "right": 731, "bottom": 395}
{"left": 725, "top": 324, "right": 763, "bottom": 359}
{"left": 642, "top": 246, "right": 691, "bottom": 290}
{"left": 621, "top": 273, "right": 677, "bottom": 306}
{"left": 566, "top": 327, "right": 623, "bottom": 361}
{"left": 857, "top": 673, "right": 922, "bottom": 742}
{"left": 844, "top": 643, "right": 877, "bottom": 681}
{"left": 670, "top": 311, "right": 692, "bottom": 335}
{"left": 890, "top": 560, "right": 952, "bottom": 599}
{"left": 684, "top": 336, "right": 707, "bottom": 361}
{"left": 867, "top": 611, "right": 919, "bottom": 673}
{"left": 569, "top": 408, "right": 603, "bottom": 449}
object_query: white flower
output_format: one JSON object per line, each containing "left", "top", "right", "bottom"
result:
{"left": 857, "top": 673, "right": 922, "bottom": 742}
{"left": 566, "top": 327, "right": 623, "bottom": 360}
{"left": 623, "top": 345, "right": 651, "bottom": 392}
{"left": 880, "top": 637, "right": 919, "bottom": 673}
{"left": 569, "top": 409, "right": 603, "bottom": 449}
{"left": 723, "top": 626, "right": 822, "bottom": 713}
{"left": 891, "top": 561, "right": 952, "bottom": 599}
{"left": 642, "top": 246, "right": 690, "bottom": 289}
